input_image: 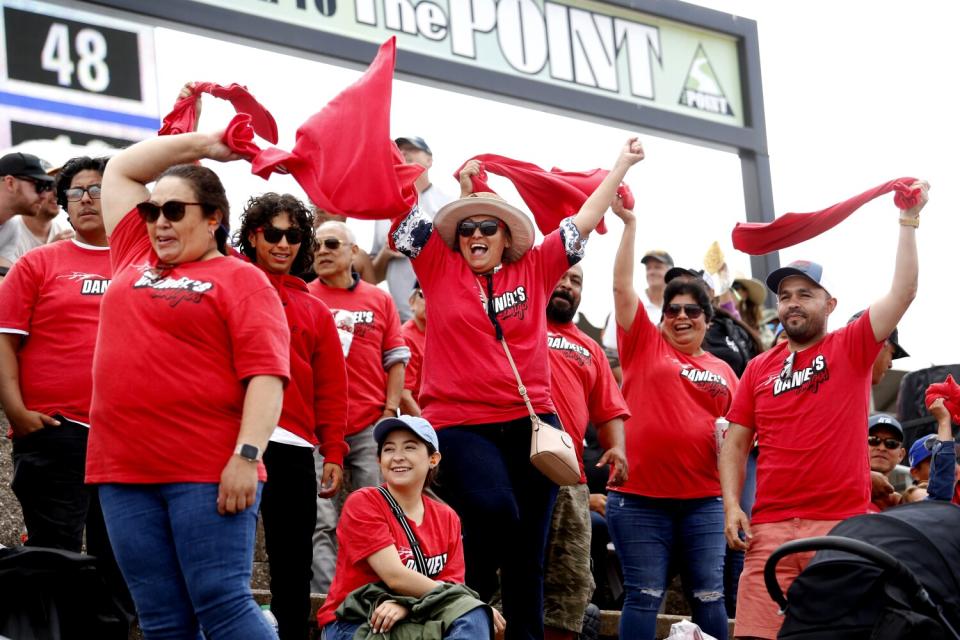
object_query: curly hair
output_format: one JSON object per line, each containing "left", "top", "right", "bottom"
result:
{"left": 236, "top": 193, "right": 316, "bottom": 277}
{"left": 55, "top": 156, "right": 108, "bottom": 209}
{"left": 158, "top": 164, "right": 230, "bottom": 254}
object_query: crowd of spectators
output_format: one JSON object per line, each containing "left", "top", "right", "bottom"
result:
{"left": 0, "top": 111, "right": 953, "bottom": 640}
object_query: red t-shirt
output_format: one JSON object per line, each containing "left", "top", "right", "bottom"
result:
{"left": 308, "top": 277, "right": 406, "bottom": 435}
{"left": 316, "top": 486, "right": 466, "bottom": 627}
{"left": 261, "top": 269, "right": 348, "bottom": 464}
{"left": 726, "top": 310, "right": 883, "bottom": 523}
{"left": 405, "top": 230, "right": 572, "bottom": 429}
{"left": 86, "top": 210, "right": 290, "bottom": 484}
{"left": 0, "top": 240, "right": 112, "bottom": 426}
{"left": 616, "top": 301, "right": 739, "bottom": 499}
{"left": 401, "top": 319, "right": 425, "bottom": 399}
{"left": 547, "top": 320, "right": 629, "bottom": 483}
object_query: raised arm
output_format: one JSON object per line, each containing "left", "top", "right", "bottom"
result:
{"left": 611, "top": 195, "right": 639, "bottom": 333}
{"left": 926, "top": 397, "right": 957, "bottom": 503}
{"left": 867, "top": 180, "right": 929, "bottom": 342}
{"left": 571, "top": 138, "right": 644, "bottom": 236}
{"left": 101, "top": 130, "right": 241, "bottom": 236}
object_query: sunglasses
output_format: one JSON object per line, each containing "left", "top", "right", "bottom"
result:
{"left": 868, "top": 435, "right": 902, "bottom": 450}
{"left": 317, "top": 237, "right": 349, "bottom": 250}
{"left": 457, "top": 220, "right": 503, "bottom": 237}
{"left": 136, "top": 200, "right": 205, "bottom": 223}
{"left": 259, "top": 226, "right": 303, "bottom": 244}
{"left": 663, "top": 303, "right": 704, "bottom": 320}
{"left": 17, "top": 176, "right": 53, "bottom": 194}
{"left": 64, "top": 184, "right": 102, "bottom": 201}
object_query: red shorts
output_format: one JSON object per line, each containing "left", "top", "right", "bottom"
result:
{"left": 734, "top": 518, "right": 839, "bottom": 639}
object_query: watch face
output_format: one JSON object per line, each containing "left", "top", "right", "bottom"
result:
{"left": 239, "top": 444, "right": 259, "bottom": 460}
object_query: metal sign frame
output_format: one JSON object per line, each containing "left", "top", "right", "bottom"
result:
{"left": 84, "top": 0, "right": 779, "bottom": 278}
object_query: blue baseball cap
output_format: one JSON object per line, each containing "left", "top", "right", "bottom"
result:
{"left": 766, "top": 260, "right": 833, "bottom": 296}
{"left": 868, "top": 414, "right": 904, "bottom": 440}
{"left": 908, "top": 434, "right": 936, "bottom": 468}
{"left": 394, "top": 136, "right": 432, "bottom": 155}
{"left": 374, "top": 415, "right": 439, "bottom": 453}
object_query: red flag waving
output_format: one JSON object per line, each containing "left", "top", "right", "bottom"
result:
{"left": 223, "top": 37, "right": 422, "bottom": 220}
{"left": 732, "top": 178, "right": 921, "bottom": 255}
{"left": 925, "top": 375, "right": 960, "bottom": 425}
{"left": 159, "top": 82, "right": 279, "bottom": 144}
{"left": 454, "top": 154, "right": 624, "bottom": 235}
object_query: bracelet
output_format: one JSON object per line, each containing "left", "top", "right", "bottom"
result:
{"left": 899, "top": 216, "right": 919, "bottom": 228}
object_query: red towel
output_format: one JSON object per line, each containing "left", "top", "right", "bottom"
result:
{"left": 158, "top": 82, "right": 278, "bottom": 144}
{"left": 925, "top": 375, "right": 960, "bottom": 425}
{"left": 732, "top": 178, "right": 921, "bottom": 255}
{"left": 454, "top": 155, "right": 633, "bottom": 235}
{"left": 222, "top": 37, "right": 422, "bottom": 220}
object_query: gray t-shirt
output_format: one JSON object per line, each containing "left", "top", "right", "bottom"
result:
{"left": 371, "top": 184, "right": 452, "bottom": 321}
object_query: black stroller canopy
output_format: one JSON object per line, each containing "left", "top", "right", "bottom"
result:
{"left": 774, "top": 501, "right": 960, "bottom": 640}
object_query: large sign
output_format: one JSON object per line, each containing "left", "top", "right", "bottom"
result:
{"left": 193, "top": 0, "right": 743, "bottom": 127}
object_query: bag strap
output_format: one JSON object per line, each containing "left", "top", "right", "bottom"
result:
{"left": 475, "top": 276, "right": 539, "bottom": 423}
{"left": 376, "top": 486, "right": 429, "bottom": 575}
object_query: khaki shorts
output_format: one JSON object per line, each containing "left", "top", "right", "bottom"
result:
{"left": 543, "top": 483, "right": 595, "bottom": 632}
{"left": 734, "top": 518, "right": 840, "bottom": 639}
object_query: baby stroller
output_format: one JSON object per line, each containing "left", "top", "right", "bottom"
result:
{"left": 764, "top": 501, "right": 960, "bottom": 639}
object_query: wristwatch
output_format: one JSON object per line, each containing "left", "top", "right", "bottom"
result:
{"left": 234, "top": 443, "right": 262, "bottom": 463}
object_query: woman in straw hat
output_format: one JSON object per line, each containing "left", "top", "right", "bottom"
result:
{"left": 388, "top": 138, "right": 643, "bottom": 640}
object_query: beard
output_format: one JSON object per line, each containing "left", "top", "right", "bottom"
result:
{"left": 547, "top": 292, "right": 578, "bottom": 323}
{"left": 782, "top": 311, "right": 827, "bottom": 344}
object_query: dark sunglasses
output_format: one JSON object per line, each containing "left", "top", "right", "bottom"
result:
{"left": 317, "top": 237, "right": 349, "bottom": 250}
{"left": 259, "top": 226, "right": 304, "bottom": 244}
{"left": 663, "top": 303, "right": 704, "bottom": 320}
{"left": 136, "top": 200, "right": 205, "bottom": 223}
{"left": 17, "top": 176, "right": 53, "bottom": 194}
{"left": 457, "top": 219, "right": 503, "bottom": 237}
{"left": 64, "top": 184, "right": 102, "bottom": 201}
{"left": 868, "top": 435, "right": 902, "bottom": 450}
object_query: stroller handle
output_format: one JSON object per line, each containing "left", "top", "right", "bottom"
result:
{"left": 763, "top": 536, "right": 930, "bottom": 611}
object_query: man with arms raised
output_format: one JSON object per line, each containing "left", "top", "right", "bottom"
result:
{"left": 720, "top": 180, "right": 929, "bottom": 639}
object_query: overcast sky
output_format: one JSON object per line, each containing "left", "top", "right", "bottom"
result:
{"left": 64, "top": 0, "right": 955, "bottom": 368}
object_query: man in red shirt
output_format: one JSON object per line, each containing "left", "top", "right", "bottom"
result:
{"left": 238, "top": 193, "right": 349, "bottom": 640}
{"left": 309, "top": 219, "right": 409, "bottom": 593}
{"left": 399, "top": 281, "right": 426, "bottom": 416}
{"left": 720, "top": 179, "right": 929, "bottom": 640}
{"left": 543, "top": 264, "right": 629, "bottom": 640}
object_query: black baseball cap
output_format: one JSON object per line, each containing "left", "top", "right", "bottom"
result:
{"left": 395, "top": 136, "right": 432, "bottom": 155}
{"left": 0, "top": 152, "right": 55, "bottom": 182}
{"left": 848, "top": 310, "right": 909, "bottom": 359}
{"left": 641, "top": 250, "right": 674, "bottom": 267}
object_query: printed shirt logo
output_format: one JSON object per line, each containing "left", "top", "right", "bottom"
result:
{"left": 491, "top": 285, "right": 528, "bottom": 321}
{"left": 330, "top": 309, "right": 376, "bottom": 341}
{"left": 58, "top": 271, "right": 111, "bottom": 296}
{"left": 397, "top": 547, "right": 448, "bottom": 576}
{"left": 547, "top": 332, "right": 592, "bottom": 367}
{"left": 771, "top": 354, "right": 830, "bottom": 397}
{"left": 130, "top": 262, "right": 213, "bottom": 307}
{"left": 678, "top": 362, "right": 730, "bottom": 398}
{"left": 678, "top": 44, "right": 734, "bottom": 116}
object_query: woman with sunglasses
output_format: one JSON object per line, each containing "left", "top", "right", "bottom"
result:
{"left": 389, "top": 139, "right": 644, "bottom": 640}
{"left": 236, "top": 193, "right": 349, "bottom": 640}
{"left": 86, "top": 130, "right": 291, "bottom": 639}
{"left": 606, "top": 198, "right": 738, "bottom": 640}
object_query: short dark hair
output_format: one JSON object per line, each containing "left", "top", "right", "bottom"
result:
{"left": 663, "top": 278, "right": 714, "bottom": 323}
{"left": 56, "top": 156, "right": 108, "bottom": 209}
{"left": 157, "top": 164, "right": 231, "bottom": 254}
{"left": 236, "top": 193, "right": 316, "bottom": 277}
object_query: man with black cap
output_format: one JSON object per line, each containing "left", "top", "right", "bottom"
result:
{"left": 719, "top": 179, "right": 929, "bottom": 640}
{"left": 848, "top": 309, "right": 909, "bottom": 386}
{"left": 866, "top": 414, "right": 906, "bottom": 511}
{"left": 0, "top": 152, "right": 55, "bottom": 277}
{"left": 370, "top": 136, "right": 453, "bottom": 321}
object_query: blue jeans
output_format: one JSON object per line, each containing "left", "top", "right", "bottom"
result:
{"left": 322, "top": 607, "right": 490, "bottom": 639}
{"left": 99, "top": 483, "right": 277, "bottom": 640}
{"left": 435, "top": 416, "right": 559, "bottom": 640}
{"left": 607, "top": 492, "right": 727, "bottom": 640}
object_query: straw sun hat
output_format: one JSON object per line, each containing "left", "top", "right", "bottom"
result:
{"left": 432, "top": 192, "right": 535, "bottom": 263}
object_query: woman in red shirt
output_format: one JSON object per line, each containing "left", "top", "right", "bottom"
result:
{"left": 87, "top": 130, "right": 290, "bottom": 639}
{"left": 318, "top": 416, "right": 502, "bottom": 638}
{"left": 606, "top": 200, "right": 737, "bottom": 640}
{"left": 390, "top": 140, "right": 644, "bottom": 639}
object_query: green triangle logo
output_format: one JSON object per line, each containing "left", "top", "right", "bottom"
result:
{"left": 678, "top": 44, "right": 733, "bottom": 116}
